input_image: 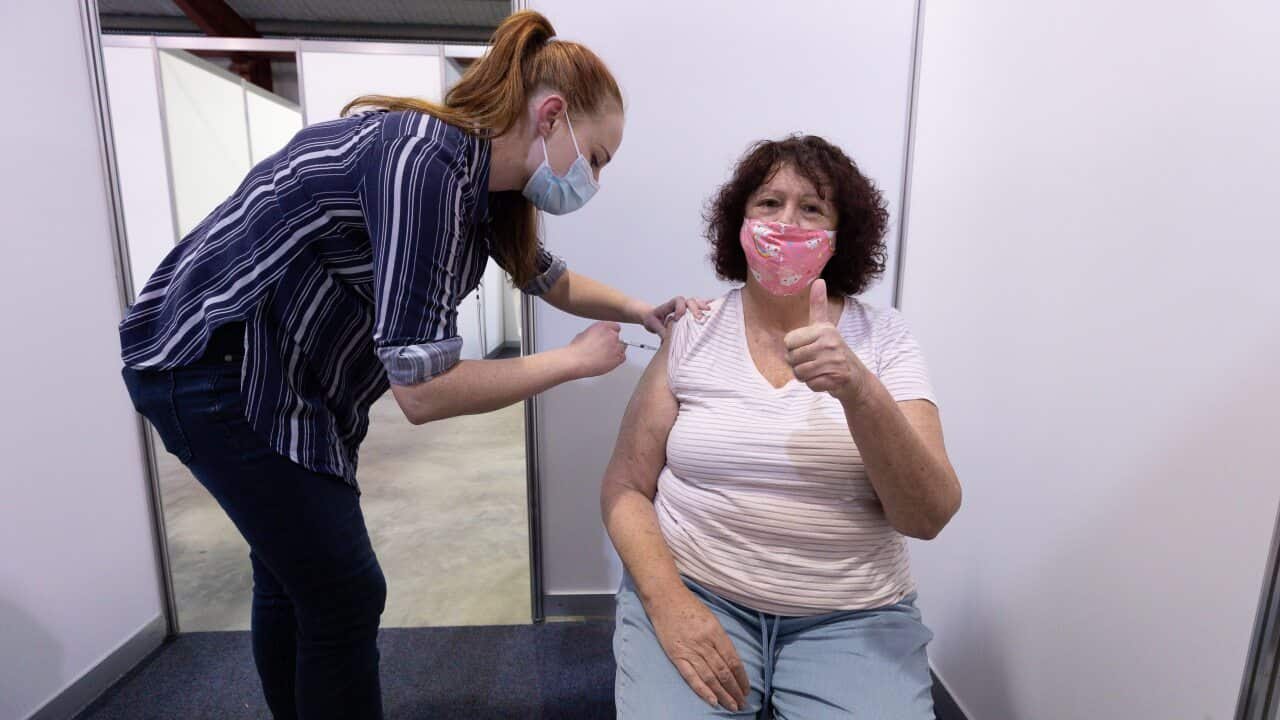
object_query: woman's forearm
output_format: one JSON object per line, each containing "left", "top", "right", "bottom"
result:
{"left": 542, "top": 269, "right": 646, "bottom": 324}
{"left": 602, "top": 484, "right": 686, "bottom": 605}
{"left": 842, "top": 380, "right": 961, "bottom": 539}
{"left": 390, "top": 349, "right": 582, "bottom": 425}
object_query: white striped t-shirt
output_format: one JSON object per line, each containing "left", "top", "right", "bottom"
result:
{"left": 654, "top": 289, "right": 937, "bottom": 616}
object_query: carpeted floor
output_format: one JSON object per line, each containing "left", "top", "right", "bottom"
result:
{"left": 76, "top": 623, "right": 615, "bottom": 720}
{"left": 75, "top": 622, "right": 966, "bottom": 719}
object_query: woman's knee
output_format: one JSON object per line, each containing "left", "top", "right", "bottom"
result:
{"left": 339, "top": 559, "right": 388, "bottom": 621}
{"left": 296, "top": 558, "right": 387, "bottom": 638}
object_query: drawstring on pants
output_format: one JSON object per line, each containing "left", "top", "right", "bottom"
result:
{"left": 758, "top": 612, "right": 782, "bottom": 699}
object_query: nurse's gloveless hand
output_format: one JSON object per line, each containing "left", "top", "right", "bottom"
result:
{"left": 567, "top": 321, "right": 627, "bottom": 378}
{"left": 643, "top": 296, "right": 714, "bottom": 338}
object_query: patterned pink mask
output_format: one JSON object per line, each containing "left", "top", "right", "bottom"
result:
{"left": 739, "top": 218, "right": 837, "bottom": 296}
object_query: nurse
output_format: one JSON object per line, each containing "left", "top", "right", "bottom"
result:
{"left": 119, "top": 11, "right": 701, "bottom": 720}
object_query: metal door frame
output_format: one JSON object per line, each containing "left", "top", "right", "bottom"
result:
{"left": 1238, "top": 503, "right": 1280, "bottom": 719}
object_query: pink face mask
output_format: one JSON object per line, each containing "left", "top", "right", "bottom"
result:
{"left": 739, "top": 218, "right": 837, "bottom": 296}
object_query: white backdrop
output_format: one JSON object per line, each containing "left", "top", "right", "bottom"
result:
{"left": 527, "top": 0, "right": 920, "bottom": 598}
{"left": 902, "top": 1, "right": 1280, "bottom": 717}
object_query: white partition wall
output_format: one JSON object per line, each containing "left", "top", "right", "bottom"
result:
{"left": 246, "top": 86, "right": 303, "bottom": 164}
{"left": 102, "top": 45, "right": 173, "bottom": 293}
{"left": 482, "top": 261, "right": 505, "bottom": 355}
{"left": 0, "top": 5, "right": 164, "bottom": 719}
{"left": 299, "top": 48, "right": 443, "bottom": 123}
{"left": 901, "top": 1, "right": 1280, "bottom": 717}
{"left": 526, "top": 0, "right": 920, "bottom": 605}
{"left": 158, "top": 50, "right": 253, "bottom": 237}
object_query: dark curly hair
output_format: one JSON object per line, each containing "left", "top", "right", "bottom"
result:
{"left": 705, "top": 135, "right": 889, "bottom": 296}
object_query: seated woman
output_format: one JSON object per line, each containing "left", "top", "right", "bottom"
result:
{"left": 602, "top": 135, "right": 962, "bottom": 719}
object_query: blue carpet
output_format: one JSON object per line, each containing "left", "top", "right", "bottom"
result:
{"left": 75, "top": 622, "right": 965, "bottom": 719}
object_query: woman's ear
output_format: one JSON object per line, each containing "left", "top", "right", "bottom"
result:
{"left": 533, "top": 93, "right": 567, "bottom": 138}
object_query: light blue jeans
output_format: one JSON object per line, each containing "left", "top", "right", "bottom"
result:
{"left": 614, "top": 574, "right": 935, "bottom": 719}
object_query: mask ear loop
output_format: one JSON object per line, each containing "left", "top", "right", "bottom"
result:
{"left": 563, "top": 109, "right": 584, "bottom": 157}
{"left": 538, "top": 108, "right": 584, "bottom": 175}
{"left": 563, "top": 109, "right": 599, "bottom": 189}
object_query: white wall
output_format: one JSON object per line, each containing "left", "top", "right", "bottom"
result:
{"left": 103, "top": 45, "right": 174, "bottom": 293}
{"left": 246, "top": 86, "right": 303, "bottom": 165}
{"left": 299, "top": 50, "right": 443, "bottom": 124}
{"left": 159, "top": 50, "right": 251, "bottom": 237}
{"left": 528, "top": 0, "right": 919, "bottom": 597}
{"left": 504, "top": 279, "right": 522, "bottom": 346}
{"left": 0, "top": 4, "right": 162, "bottom": 720}
{"left": 482, "top": 262, "right": 505, "bottom": 355}
{"left": 902, "top": 1, "right": 1280, "bottom": 718}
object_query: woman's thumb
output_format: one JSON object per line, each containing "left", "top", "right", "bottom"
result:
{"left": 809, "top": 279, "right": 828, "bottom": 325}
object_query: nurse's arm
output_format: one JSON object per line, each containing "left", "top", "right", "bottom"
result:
{"left": 389, "top": 321, "right": 624, "bottom": 425}
{"left": 542, "top": 270, "right": 709, "bottom": 336}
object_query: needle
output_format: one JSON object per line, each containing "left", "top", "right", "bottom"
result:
{"left": 622, "top": 340, "right": 658, "bottom": 352}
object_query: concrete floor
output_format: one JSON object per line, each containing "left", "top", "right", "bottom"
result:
{"left": 156, "top": 396, "right": 530, "bottom": 631}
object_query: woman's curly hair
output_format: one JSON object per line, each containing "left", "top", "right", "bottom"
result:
{"left": 705, "top": 135, "right": 889, "bottom": 296}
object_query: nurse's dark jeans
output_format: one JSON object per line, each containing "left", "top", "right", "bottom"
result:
{"left": 122, "top": 326, "right": 386, "bottom": 720}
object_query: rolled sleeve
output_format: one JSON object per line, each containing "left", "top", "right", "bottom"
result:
{"left": 520, "top": 247, "right": 568, "bottom": 296}
{"left": 377, "top": 336, "right": 463, "bottom": 386}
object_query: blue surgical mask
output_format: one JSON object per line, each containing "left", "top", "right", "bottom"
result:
{"left": 522, "top": 111, "right": 599, "bottom": 215}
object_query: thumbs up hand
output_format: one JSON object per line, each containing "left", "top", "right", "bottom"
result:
{"left": 783, "top": 279, "right": 868, "bottom": 405}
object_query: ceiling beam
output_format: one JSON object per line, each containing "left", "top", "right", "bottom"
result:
{"left": 187, "top": 49, "right": 295, "bottom": 62}
{"left": 99, "top": 15, "right": 497, "bottom": 44}
{"left": 170, "top": 0, "right": 273, "bottom": 92}
{"left": 170, "top": 0, "right": 257, "bottom": 38}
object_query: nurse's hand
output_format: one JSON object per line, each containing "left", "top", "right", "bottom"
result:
{"left": 638, "top": 297, "right": 714, "bottom": 338}
{"left": 646, "top": 586, "right": 750, "bottom": 712}
{"left": 567, "top": 322, "right": 627, "bottom": 378}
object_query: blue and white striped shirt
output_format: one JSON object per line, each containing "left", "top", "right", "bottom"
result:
{"left": 120, "top": 111, "right": 566, "bottom": 486}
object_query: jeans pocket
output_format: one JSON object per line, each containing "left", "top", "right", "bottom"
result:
{"left": 207, "top": 363, "right": 266, "bottom": 454}
{"left": 122, "top": 366, "right": 194, "bottom": 464}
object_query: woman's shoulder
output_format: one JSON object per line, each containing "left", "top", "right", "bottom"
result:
{"left": 840, "top": 296, "right": 929, "bottom": 378}
{"left": 666, "top": 289, "right": 734, "bottom": 361}
{"left": 378, "top": 111, "right": 473, "bottom": 151}
{"left": 841, "top": 295, "right": 915, "bottom": 338}
{"left": 671, "top": 290, "right": 733, "bottom": 337}
{"left": 371, "top": 111, "right": 482, "bottom": 181}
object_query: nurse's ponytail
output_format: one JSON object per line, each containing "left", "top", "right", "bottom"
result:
{"left": 344, "top": 11, "right": 624, "bottom": 286}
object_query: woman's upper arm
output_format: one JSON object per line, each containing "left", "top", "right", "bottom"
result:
{"left": 603, "top": 338, "right": 679, "bottom": 500}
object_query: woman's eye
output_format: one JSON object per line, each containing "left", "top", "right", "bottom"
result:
{"left": 760, "top": 198, "right": 779, "bottom": 207}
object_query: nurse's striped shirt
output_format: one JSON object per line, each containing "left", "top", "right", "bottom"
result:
{"left": 120, "top": 110, "right": 566, "bottom": 487}
{"left": 655, "top": 289, "right": 936, "bottom": 616}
